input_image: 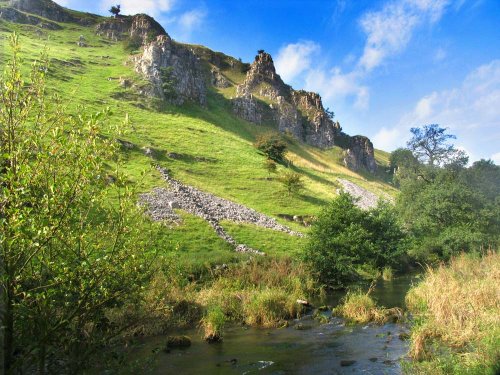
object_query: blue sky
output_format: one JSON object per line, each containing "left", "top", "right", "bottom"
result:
{"left": 55, "top": 0, "right": 500, "bottom": 163}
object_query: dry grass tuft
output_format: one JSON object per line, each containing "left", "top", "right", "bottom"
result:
{"left": 405, "top": 251, "right": 500, "bottom": 373}
{"left": 334, "top": 283, "right": 403, "bottom": 324}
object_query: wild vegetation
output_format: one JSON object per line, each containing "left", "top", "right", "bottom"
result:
{"left": 0, "top": 2, "right": 498, "bottom": 373}
{"left": 404, "top": 252, "right": 500, "bottom": 374}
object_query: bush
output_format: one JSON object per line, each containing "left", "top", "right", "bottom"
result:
{"left": 303, "top": 193, "right": 407, "bottom": 286}
{"left": 254, "top": 132, "right": 287, "bottom": 162}
{"left": 0, "top": 35, "right": 156, "bottom": 373}
{"left": 278, "top": 171, "right": 304, "bottom": 195}
{"left": 263, "top": 158, "right": 277, "bottom": 175}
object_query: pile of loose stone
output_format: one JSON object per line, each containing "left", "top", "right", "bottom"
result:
{"left": 140, "top": 167, "right": 303, "bottom": 255}
{"left": 337, "top": 178, "right": 391, "bottom": 210}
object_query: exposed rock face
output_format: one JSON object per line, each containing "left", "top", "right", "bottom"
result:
{"left": 0, "top": 6, "right": 61, "bottom": 29}
{"left": 135, "top": 34, "right": 207, "bottom": 105}
{"left": 95, "top": 14, "right": 166, "bottom": 44}
{"left": 234, "top": 51, "right": 340, "bottom": 148}
{"left": 232, "top": 94, "right": 262, "bottom": 123}
{"left": 210, "top": 67, "right": 231, "bottom": 88}
{"left": 343, "top": 135, "right": 377, "bottom": 173}
{"left": 10, "top": 0, "right": 74, "bottom": 22}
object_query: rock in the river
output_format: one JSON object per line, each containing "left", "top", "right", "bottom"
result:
{"left": 166, "top": 335, "right": 191, "bottom": 349}
{"left": 340, "top": 360, "right": 356, "bottom": 367}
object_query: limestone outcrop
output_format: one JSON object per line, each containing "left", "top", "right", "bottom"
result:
{"left": 134, "top": 34, "right": 207, "bottom": 106}
{"left": 234, "top": 51, "right": 340, "bottom": 148}
{"left": 343, "top": 135, "right": 377, "bottom": 173}
{"left": 96, "top": 14, "right": 166, "bottom": 43}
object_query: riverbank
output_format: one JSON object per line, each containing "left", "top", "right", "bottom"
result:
{"left": 404, "top": 251, "right": 500, "bottom": 374}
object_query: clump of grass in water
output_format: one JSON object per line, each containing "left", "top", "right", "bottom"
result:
{"left": 382, "top": 266, "right": 393, "bottom": 281}
{"left": 334, "top": 282, "right": 403, "bottom": 324}
{"left": 197, "top": 257, "right": 316, "bottom": 328}
{"left": 405, "top": 251, "right": 500, "bottom": 374}
{"left": 200, "top": 305, "right": 226, "bottom": 343}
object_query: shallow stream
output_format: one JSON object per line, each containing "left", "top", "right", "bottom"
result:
{"left": 136, "top": 275, "right": 418, "bottom": 374}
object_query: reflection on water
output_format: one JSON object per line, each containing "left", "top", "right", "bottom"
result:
{"left": 136, "top": 275, "right": 418, "bottom": 374}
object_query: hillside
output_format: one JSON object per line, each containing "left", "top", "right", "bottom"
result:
{"left": 0, "top": 0, "right": 396, "bottom": 269}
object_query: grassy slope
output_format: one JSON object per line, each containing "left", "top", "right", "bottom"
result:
{"left": 0, "top": 14, "right": 397, "bottom": 269}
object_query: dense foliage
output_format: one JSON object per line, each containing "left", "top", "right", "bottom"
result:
{"left": 392, "top": 125, "right": 500, "bottom": 263}
{"left": 0, "top": 35, "right": 156, "bottom": 373}
{"left": 303, "top": 193, "right": 407, "bottom": 286}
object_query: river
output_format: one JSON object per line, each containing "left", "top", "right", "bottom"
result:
{"left": 133, "top": 275, "right": 418, "bottom": 374}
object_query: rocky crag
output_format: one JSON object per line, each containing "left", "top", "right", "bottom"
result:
{"left": 140, "top": 167, "right": 304, "bottom": 255}
{"left": 343, "top": 135, "right": 377, "bottom": 173}
{"left": 234, "top": 51, "right": 341, "bottom": 149}
{"left": 2, "top": 0, "right": 379, "bottom": 173}
{"left": 97, "top": 15, "right": 207, "bottom": 106}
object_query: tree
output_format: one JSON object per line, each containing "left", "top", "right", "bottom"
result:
{"left": 407, "top": 124, "right": 466, "bottom": 166}
{"left": 0, "top": 34, "right": 155, "bottom": 373}
{"left": 254, "top": 132, "right": 287, "bottom": 162}
{"left": 278, "top": 171, "right": 304, "bottom": 196}
{"left": 109, "top": 4, "right": 121, "bottom": 17}
{"left": 304, "top": 193, "right": 407, "bottom": 286}
{"left": 325, "top": 107, "right": 335, "bottom": 120}
{"left": 263, "top": 158, "right": 277, "bottom": 176}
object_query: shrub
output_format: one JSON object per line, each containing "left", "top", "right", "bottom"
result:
{"left": 303, "top": 193, "right": 407, "bottom": 286}
{"left": 263, "top": 158, "right": 277, "bottom": 175}
{"left": 278, "top": 171, "right": 304, "bottom": 195}
{"left": 254, "top": 132, "right": 287, "bottom": 162}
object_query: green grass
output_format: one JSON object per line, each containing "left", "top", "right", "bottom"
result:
{"left": 0, "top": 17, "right": 396, "bottom": 270}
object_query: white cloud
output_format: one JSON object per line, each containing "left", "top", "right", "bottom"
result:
{"left": 100, "top": 0, "right": 175, "bottom": 17}
{"left": 275, "top": 41, "right": 320, "bottom": 83}
{"left": 373, "top": 60, "right": 500, "bottom": 157}
{"left": 358, "top": 0, "right": 451, "bottom": 72}
{"left": 304, "top": 68, "right": 370, "bottom": 110}
{"left": 372, "top": 126, "right": 406, "bottom": 152}
{"left": 434, "top": 47, "right": 447, "bottom": 61}
{"left": 280, "top": 0, "right": 454, "bottom": 112}
{"left": 179, "top": 9, "right": 207, "bottom": 33}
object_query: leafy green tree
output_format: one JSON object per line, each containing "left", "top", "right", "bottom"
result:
{"left": 0, "top": 34, "right": 155, "bottom": 373}
{"left": 254, "top": 132, "right": 287, "bottom": 162}
{"left": 304, "top": 193, "right": 407, "bottom": 286}
{"left": 407, "top": 124, "right": 467, "bottom": 166}
{"left": 278, "top": 171, "right": 304, "bottom": 196}
{"left": 397, "top": 169, "right": 499, "bottom": 262}
{"left": 109, "top": 4, "right": 121, "bottom": 17}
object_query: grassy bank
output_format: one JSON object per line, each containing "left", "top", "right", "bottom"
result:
{"left": 405, "top": 251, "right": 500, "bottom": 374}
{"left": 108, "top": 257, "right": 317, "bottom": 341}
